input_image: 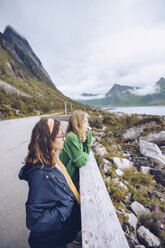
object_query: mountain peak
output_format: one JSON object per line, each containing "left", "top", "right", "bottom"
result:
{"left": 4, "top": 25, "right": 39, "bottom": 64}
{"left": 106, "top": 83, "right": 133, "bottom": 97}
{"left": 4, "top": 25, "right": 24, "bottom": 38}
{"left": 156, "top": 77, "right": 165, "bottom": 86}
{"left": 4, "top": 25, "right": 30, "bottom": 51}
{"left": 3, "top": 25, "right": 53, "bottom": 86}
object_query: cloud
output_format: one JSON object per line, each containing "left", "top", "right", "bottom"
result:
{"left": 0, "top": 0, "right": 165, "bottom": 99}
{"left": 130, "top": 84, "right": 160, "bottom": 96}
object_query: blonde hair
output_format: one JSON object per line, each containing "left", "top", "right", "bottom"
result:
{"left": 66, "top": 110, "right": 89, "bottom": 141}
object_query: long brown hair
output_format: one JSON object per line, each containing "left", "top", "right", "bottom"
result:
{"left": 25, "top": 118, "right": 60, "bottom": 168}
{"left": 66, "top": 110, "right": 89, "bottom": 141}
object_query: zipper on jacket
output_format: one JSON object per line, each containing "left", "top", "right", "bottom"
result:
{"left": 50, "top": 174, "right": 70, "bottom": 190}
{"left": 45, "top": 173, "right": 76, "bottom": 200}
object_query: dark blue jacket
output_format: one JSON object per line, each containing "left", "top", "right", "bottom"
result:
{"left": 19, "top": 162, "right": 81, "bottom": 248}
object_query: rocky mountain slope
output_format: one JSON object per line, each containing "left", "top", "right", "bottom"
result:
{"left": 79, "top": 78, "right": 165, "bottom": 107}
{"left": 0, "top": 26, "right": 84, "bottom": 119}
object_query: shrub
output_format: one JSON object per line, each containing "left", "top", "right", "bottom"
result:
{"left": 89, "top": 115, "right": 103, "bottom": 128}
{"left": 105, "top": 179, "right": 127, "bottom": 203}
{"left": 134, "top": 116, "right": 164, "bottom": 126}
{"left": 120, "top": 114, "right": 140, "bottom": 128}
{"left": 131, "top": 189, "right": 150, "bottom": 206}
{"left": 122, "top": 168, "right": 154, "bottom": 186}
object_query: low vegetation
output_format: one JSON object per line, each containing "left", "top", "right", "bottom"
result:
{"left": 0, "top": 75, "right": 90, "bottom": 119}
{"left": 90, "top": 109, "right": 165, "bottom": 247}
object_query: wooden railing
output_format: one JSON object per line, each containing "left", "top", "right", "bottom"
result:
{"left": 42, "top": 115, "right": 71, "bottom": 121}
{"left": 49, "top": 116, "right": 129, "bottom": 247}
{"left": 80, "top": 152, "right": 129, "bottom": 248}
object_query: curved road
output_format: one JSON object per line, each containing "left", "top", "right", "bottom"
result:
{"left": 0, "top": 116, "right": 67, "bottom": 248}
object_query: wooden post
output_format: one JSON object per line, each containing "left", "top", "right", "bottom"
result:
{"left": 64, "top": 101, "right": 67, "bottom": 115}
{"left": 71, "top": 103, "right": 72, "bottom": 113}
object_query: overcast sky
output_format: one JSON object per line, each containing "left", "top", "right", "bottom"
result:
{"left": 0, "top": 0, "right": 165, "bottom": 99}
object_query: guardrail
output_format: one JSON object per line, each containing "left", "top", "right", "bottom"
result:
{"left": 80, "top": 152, "right": 129, "bottom": 248}
{"left": 42, "top": 115, "right": 71, "bottom": 121}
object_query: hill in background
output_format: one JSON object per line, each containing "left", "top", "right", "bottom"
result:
{"left": 78, "top": 77, "right": 165, "bottom": 107}
{"left": 0, "top": 25, "right": 85, "bottom": 119}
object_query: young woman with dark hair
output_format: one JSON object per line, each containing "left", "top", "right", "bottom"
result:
{"left": 19, "top": 118, "right": 81, "bottom": 248}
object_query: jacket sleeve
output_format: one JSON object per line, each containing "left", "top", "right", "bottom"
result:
{"left": 64, "top": 135, "right": 89, "bottom": 168}
{"left": 83, "top": 130, "right": 92, "bottom": 154}
{"left": 26, "top": 171, "right": 74, "bottom": 233}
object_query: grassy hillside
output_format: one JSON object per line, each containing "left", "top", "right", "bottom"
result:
{"left": 0, "top": 30, "right": 89, "bottom": 119}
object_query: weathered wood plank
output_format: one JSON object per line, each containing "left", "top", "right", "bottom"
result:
{"left": 80, "top": 152, "right": 129, "bottom": 248}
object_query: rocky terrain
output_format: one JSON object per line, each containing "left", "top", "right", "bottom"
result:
{"left": 89, "top": 110, "right": 165, "bottom": 247}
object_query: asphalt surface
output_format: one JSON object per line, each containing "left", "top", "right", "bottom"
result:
{"left": 0, "top": 116, "right": 67, "bottom": 248}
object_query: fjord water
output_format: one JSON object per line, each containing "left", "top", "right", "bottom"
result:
{"left": 108, "top": 106, "right": 165, "bottom": 116}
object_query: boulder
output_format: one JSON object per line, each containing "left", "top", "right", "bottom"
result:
{"left": 118, "top": 182, "right": 127, "bottom": 190}
{"left": 123, "top": 126, "right": 146, "bottom": 140}
{"left": 102, "top": 126, "right": 107, "bottom": 131}
{"left": 123, "top": 152, "right": 131, "bottom": 158}
{"left": 122, "top": 122, "right": 157, "bottom": 140}
{"left": 125, "top": 232, "right": 139, "bottom": 248}
{"left": 139, "top": 130, "right": 165, "bottom": 146}
{"left": 124, "top": 193, "right": 131, "bottom": 202}
{"left": 113, "top": 157, "right": 133, "bottom": 171}
{"left": 103, "top": 158, "right": 110, "bottom": 165}
{"left": 102, "top": 159, "right": 111, "bottom": 173}
{"left": 103, "top": 164, "right": 110, "bottom": 173}
{"left": 106, "top": 176, "right": 111, "bottom": 182}
{"left": 137, "top": 226, "right": 160, "bottom": 248}
{"left": 113, "top": 178, "right": 127, "bottom": 190}
{"left": 125, "top": 213, "right": 138, "bottom": 233}
{"left": 95, "top": 147, "right": 108, "bottom": 157}
{"left": 116, "top": 169, "right": 124, "bottom": 176}
{"left": 130, "top": 201, "right": 150, "bottom": 217}
{"left": 131, "top": 157, "right": 155, "bottom": 171}
{"left": 113, "top": 178, "right": 120, "bottom": 184}
{"left": 140, "top": 166, "right": 151, "bottom": 174}
{"left": 139, "top": 140, "right": 165, "bottom": 166}
{"left": 150, "top": 168, "right": 165, "bottom": 187}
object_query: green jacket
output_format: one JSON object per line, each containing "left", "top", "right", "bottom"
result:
{"left": 59, "top": 130, "right": 92, "bottom": 181}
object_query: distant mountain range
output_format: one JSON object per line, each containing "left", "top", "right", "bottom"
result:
{"left": 78, "top": 77, "right": 165, "bottom": 107}
{"left": 0, "top": 25, "right": 83, "bottom": 118}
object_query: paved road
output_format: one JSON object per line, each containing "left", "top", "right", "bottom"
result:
{"left": 0, "top": 116, "right": 67, "bottom": 248}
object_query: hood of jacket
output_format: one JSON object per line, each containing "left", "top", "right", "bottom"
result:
{"left": 18, "top": 162, "right": 52, "bottom": 181}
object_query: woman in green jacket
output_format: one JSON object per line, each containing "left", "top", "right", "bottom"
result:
{"left": 59, "top": 110, "right": 92, "bottom": 186}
